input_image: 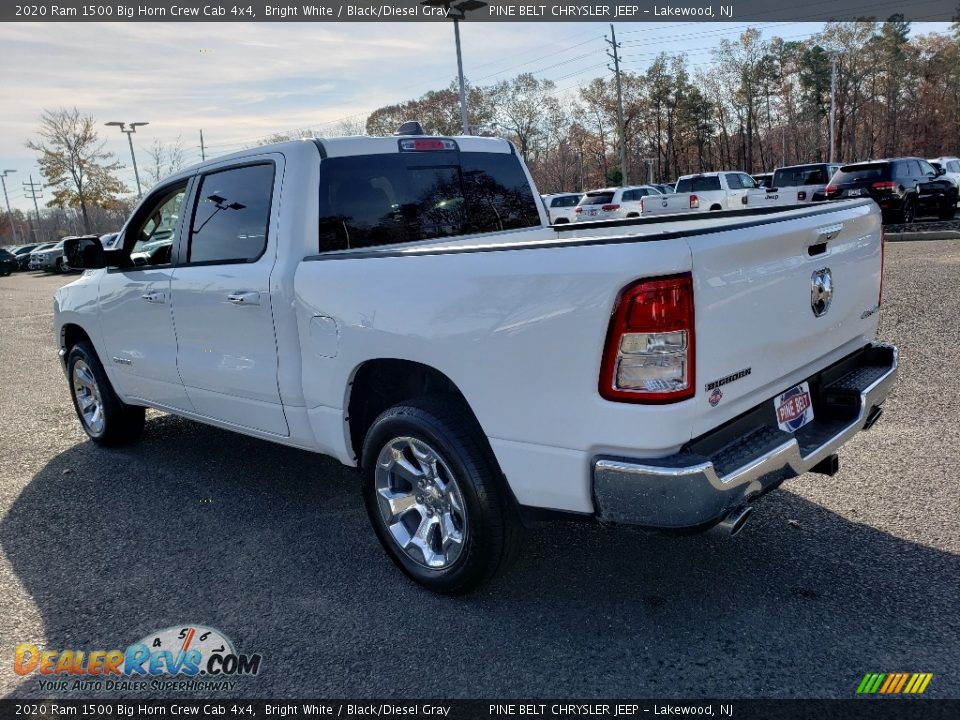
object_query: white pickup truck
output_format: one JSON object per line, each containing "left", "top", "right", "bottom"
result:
{"left": 55, "top": 130, "right": 898, "bottom": 593}
{"left": 641, "top": 171, "right": 760, "bottom": 216}
{"left": 741, "top": 163, "right": 843, "bottom": 209}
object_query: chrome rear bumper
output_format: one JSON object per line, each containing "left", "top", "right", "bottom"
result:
{"left": 593, "top": 343, "right": 898, "bottom": 529}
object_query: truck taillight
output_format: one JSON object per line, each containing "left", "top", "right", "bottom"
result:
{"left": 825, "top": 184, "right": 839, "bottom": 196}
{"left": 640, "top": 197, "right": 645, "bottom": 212}
{"left": 879, "top": 227, "right": 885, "bottom": 306}
{"left": 599, "top": 273, "right": 695, "bottom": 404}
{"left": 602, "top": 204, "right": 620, "bottom": 211}
{"left": 575, "top": 207, "right": 582, "bottom": 213}
{"left": 689, "top": 194, "right": 700, "bottom": 209}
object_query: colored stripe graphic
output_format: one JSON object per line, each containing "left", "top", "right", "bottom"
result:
{"left": 857, "top": 673, "right": 933, "bottom": 694}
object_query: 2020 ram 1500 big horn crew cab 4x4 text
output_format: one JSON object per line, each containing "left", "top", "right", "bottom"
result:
{"left": 55, "top": 128, "right": 898, "bottom": 593}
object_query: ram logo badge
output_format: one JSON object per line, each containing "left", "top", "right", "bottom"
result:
{"left": 811, "top": 268, "right": 833, "bottom": 317}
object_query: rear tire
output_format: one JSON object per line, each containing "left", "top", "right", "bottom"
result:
{"left": 361, "top": 396, "right": 521, "bottom": 594}
{"left": 900, "top": 198, "right": 916, "bottom": 224}
{"left": 67, "top": 341, "right": 145, "bottom": 446}
{"left": 939, "top": 197, "right": 957, "bottom": 220}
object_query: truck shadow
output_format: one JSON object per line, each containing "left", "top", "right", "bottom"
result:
{"left": 3, "top": 413, "right": 958, "bottom": 698}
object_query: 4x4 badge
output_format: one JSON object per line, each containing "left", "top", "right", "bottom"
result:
{"left": 811, "top": 268, "right": 833, "bottom": 317}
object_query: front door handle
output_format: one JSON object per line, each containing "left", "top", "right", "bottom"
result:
{"left": 141, "top": 290, "right": 167, "bottom": 304}
{"left": 227, "top": 291, "right": 260, "bottom": 306}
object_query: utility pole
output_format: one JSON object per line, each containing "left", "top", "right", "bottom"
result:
{"left": 200, "top": 129, "right": 206, "bottom": 161}
{"left": 606, "top": 24, "right": 628, "bottom": 186}
{"left": 828, "top": 52, "right": 838, "bottom": 163}
{"left": 23, "top": 175, "right": 43, "bottom": 242}
{"left": 0, "top": 170, "right": 18, "bottom": 245}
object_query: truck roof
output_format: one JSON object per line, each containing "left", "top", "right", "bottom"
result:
{"left": 172, "top": 134, "right": 515, "bottom": 181}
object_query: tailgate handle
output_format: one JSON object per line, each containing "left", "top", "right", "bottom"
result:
{"left": 816, "top": 223, "right": 843, "bottom": 241}
{"left": 809, "top": 222, "right": 843, "bottom": 257}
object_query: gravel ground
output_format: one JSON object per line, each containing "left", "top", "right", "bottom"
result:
{"left": 1, "top": 250, "right": 958, "bottom": 700}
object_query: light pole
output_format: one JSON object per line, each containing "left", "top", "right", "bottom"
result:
{"left": 421, "top": 0, "right": 487, "bottom": 135}
{"left": 828, "top": 52, "right": 839, "bottom": 163}
{"left": 0, "top": 170, "right": 17, "bottom": 245}
{"left": 106, "top": 121, "right": 149, "bottom": 198}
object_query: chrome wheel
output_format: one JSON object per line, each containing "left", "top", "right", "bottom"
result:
{"left": 72, "top": 359, "right": 105, "bottom": 436}
{"left": 374, "top": 436, "right": 467, "bottom": 569}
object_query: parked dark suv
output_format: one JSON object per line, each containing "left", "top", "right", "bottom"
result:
{"left": 825, "top": 157, "right": 958, "bottom": 223}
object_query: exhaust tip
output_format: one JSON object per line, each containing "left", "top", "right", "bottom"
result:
{"left": 711, "top": 505, "right": 754, "bottom": 537}
{"left": 863, "top": 405, "right": 884, "bottom": 430}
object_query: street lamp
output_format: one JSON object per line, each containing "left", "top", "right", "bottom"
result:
{"left": 421, "top": 0, "right": 487, "bottom": 135}
{"left": 106, "top": 121, "right": 149, "bottom": 198}
{"left": 0, "top": 170, "right": 17, "bottom": 245}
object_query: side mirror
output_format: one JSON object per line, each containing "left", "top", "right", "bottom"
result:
{"left": 937, "top": 167, "right": 946, "bottom": 176}
{"left": 64, "top": 236, "right": 105, "bottom": 269}
{"left": 64, "top": 236, "right": 127, "bottom": 270}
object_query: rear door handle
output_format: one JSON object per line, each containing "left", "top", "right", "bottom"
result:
{"left": 141, "top": 290, "right": 167, "bottom": 304}
{"left": 227, "top": 291, "right": 260, "bottom": 306}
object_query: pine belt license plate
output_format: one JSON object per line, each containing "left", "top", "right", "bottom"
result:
{"left": 774, "top": 382, "right": 814, "bottom": 433}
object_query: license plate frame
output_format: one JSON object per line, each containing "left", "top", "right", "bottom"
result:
{"left": 774, "top": 381, "right": 814, "bottom": 433}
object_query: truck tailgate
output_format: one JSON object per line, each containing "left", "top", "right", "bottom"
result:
{"left": 686, "top": 199, "right": 882, "bottom": 436}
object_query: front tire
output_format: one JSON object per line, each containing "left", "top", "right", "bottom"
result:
{"left": 67, "top": 341, "right": 145, "bottom": 445}
{"left": 361, "top": 396, "right": 521, "bottom": 594}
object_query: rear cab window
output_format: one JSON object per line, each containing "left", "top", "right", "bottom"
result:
{"left": 676, "top": 176, "right": 721, "bottom": 193}
{"left": 317, "top": 148, "right": 540, "bottom": 252}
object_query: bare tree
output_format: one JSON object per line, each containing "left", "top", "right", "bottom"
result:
{"left": 144, "top": 135, "right": 185, "bottom": 186}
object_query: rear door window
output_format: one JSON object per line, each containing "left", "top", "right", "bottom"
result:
{"left": 317, "top": 150, "right": 540, "bottom": 252}
{"left": 188, "top": 163, "right": 274, "bottom": 264}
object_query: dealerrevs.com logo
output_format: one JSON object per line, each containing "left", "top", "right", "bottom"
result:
{"left": 14, "top": 625, "right": 262, "bottom": 692}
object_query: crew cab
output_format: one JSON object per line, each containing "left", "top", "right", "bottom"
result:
{"left": 55, "top": 130, "right": 898, "bottom": 593}
{"left": 640, "top": 171, "right": 759, "bottom": 216}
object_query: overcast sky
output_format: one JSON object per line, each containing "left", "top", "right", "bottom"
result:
{"left": 0, "top": 20, "right": 950, "bottom": 212}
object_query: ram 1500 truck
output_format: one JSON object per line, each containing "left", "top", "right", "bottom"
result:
{"left": 55, "top": 130, "right": 898, "bottom": 593}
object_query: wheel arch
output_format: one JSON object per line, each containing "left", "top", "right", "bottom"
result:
{"left": 345, "top": 358, "right": 489, "bottom": 468}
{"left": 60, "top": 322, "right": 95, "bottom": 356}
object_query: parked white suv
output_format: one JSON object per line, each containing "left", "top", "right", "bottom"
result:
{"left": 541, "top": 192, "right": 583, "bottom": 224}
{"left": 574, "top": 185, "right": 662, "bottom": 222}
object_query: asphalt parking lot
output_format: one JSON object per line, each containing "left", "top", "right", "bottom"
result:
{"left": 1, "top": 246, "right": 958, "bottom": 700}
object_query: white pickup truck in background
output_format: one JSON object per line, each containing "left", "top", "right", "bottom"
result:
{"left": 741, "top": 163, "right": 842, "bottom": 209}
{"left": 641, "top": 171, "right": 760, "bottom": 216}
{"left": 54, "top": 128, "right": 898, "bottom": 593}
